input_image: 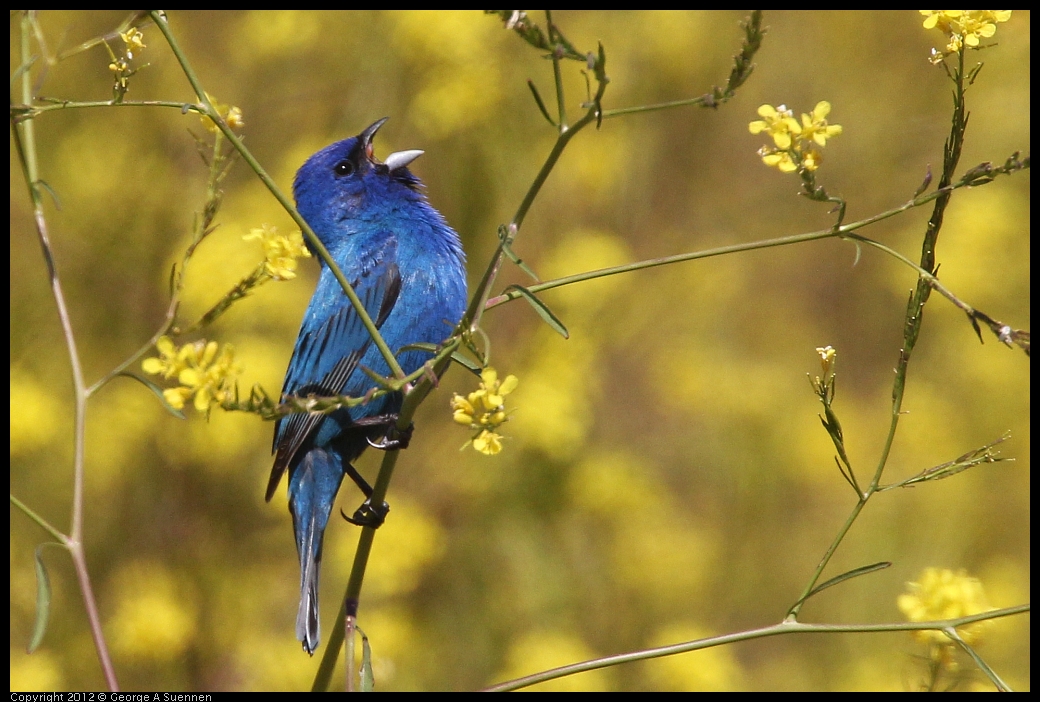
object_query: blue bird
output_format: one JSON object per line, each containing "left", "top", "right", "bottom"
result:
{"left": 266, "top": 118, "right": 467, "bottom": 654}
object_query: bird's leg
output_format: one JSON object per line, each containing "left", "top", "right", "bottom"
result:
{"left": 343, "top": 461, "right": 374, "bottom": 498}
{"left": 341, "top": 462, "right": 390, "bottom": 528}
{"left": 339, "top": 417, "right": 415, "bottom": 529}
{"left": 356, "top": 415, "right": 414, "bottom": 451}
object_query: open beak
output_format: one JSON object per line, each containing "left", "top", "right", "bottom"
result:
{"left": 359, "top": 117, "right": 424, "bottom": 171}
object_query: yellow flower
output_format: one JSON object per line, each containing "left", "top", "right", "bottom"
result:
{"left": 450, "top": 394, "right": 476, "bottom": 425}
{"left": 162, "top": 387, "right": 193, "bottom": 411}
{"left": 143, "top": 336, "right": 178, "bottom": 379}
{"left": 224, "top": 106, "right": 245, "bottom": 130}
{"left": 472, "top": 430, "right": 504, "bottom": 456}
{"left": 799, "top": 102, "right": 842, "bottom": 147}
{"left": 752, "top": 102, "right": 840, "bottom": 175}
{"left": 802, "top": 148, "right": 825, "bottom": 172}
{"left": 921, "top": 10, "right": 1012, "bottom": 56}
{"left": 244, "top": 224, "right": 311, "bottom": 280}
{"left": 451, "top": 367, "right": 519, "bottom": 455}
{"left": 748, "top": 104, "right": 800, "bottom": 150}
{"left": 960, "top": 10, "right": 1011, "bottom": 46}
{"left": 480, "top": 367, "right": 519, "bottom": 407}
{"left": 143, "top": 338, "right": 240, "bottom": 413}
{"left": 759, "top": 147, "right": 797, "bottom": 173}
{"left": 920, "top": 10, "right": 963, "bottom": 32}
{"left": 897, "top": 567, "right": 993, "bottom": 646}
{"left": 195, "top": 343, "right": 240, "bottom": 411}
{"left": 119, "top": 27, "right": 146, "bottom": 59}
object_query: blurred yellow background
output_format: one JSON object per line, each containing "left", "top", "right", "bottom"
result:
{"left": 10, "top": 10, "right": 1029, "bottom": 691}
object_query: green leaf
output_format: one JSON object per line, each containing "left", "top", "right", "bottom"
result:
{"left": 527, "top": 80, "right": 557, "bottom": 127}
{"left": 118, "top": 372, "right": 186, "bottom": 419}
{"left": 29, "top": 544, "right": 55, "bottom": 653}
{"left": 797, "top": 561, "right": 892, "bottom": 608}
{"left": 505, "top": 285, "right": 569, "bottom": 338}
{"left": 358, "top": 626, "right": 375, "bottom": 692}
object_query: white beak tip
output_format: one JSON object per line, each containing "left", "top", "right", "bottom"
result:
{"left": 384, "top": 149, "right": 424, "bottom": 172}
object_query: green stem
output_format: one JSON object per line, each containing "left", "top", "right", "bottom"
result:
{"left": 601, "top": 94, "right": 714, "bottom": 119}
{"left": 312, "top": 397, "right": 412, "bottom": 691}
{"left": 462, "top": 78, "right": 605, "bottom": 335}
{"left": 9, "top": 494, "right": 66, "bottom": 544}
{"left": 944, "top": 627, "right": 1011, "bottom": 692}
{"left": 483, "top": 186, "right": 997, "bottom": 336}
{"left": 545, "top": 10, "right": 568, "bottom": 130}
{"left": 786, "top": 498, "right": 865, "bottom": 620}
{"left": 486, "top": 604, "right": 1029, "bottom": 692}
{"left": 313, "top": 326, "right": 458, "bottom": 690}
{"left": 12, "top": 99, "right": 205, "bottom": 123}
{"left": 482, "top": 186, "right": 924, "bottom": 308}
{"left": 790, "top": 47, "right": 975, "bottom": 624}
{"left": 12, "top": 11, "right": 119, "bottom": 690}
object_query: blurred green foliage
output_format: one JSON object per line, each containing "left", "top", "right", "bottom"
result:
{"left": 10, "top": 10, "right": 1029, "bottom": 691}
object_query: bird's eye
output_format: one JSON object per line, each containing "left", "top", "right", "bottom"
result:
{"left": 334, "top": 161, "right": 355, "bottom": 177}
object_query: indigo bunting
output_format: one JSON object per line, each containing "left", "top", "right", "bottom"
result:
{"left": 266, "top": 118, "right": 467, "bottom": 654}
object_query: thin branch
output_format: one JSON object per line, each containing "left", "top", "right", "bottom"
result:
{"left": 485, "top": 605, "right": 1029, "bottom": 692}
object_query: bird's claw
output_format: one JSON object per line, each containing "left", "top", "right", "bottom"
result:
{"left": 342, "top": 499, "right": 390, "bottom": 528}
{"left": 367, "top": 422, "right": 414, "bottom": 451}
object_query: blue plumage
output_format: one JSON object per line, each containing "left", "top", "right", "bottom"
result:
{"left": 267, "top": 118, "right": 467, "bottom": 654}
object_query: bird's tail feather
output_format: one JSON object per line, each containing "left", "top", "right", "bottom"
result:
{"left": 296, "top": 511, "right": 321, "bottom": 654}
{"left": 288, "top": 448, "right": 346, "bottom": 655}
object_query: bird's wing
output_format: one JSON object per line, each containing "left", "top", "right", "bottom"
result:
{"left": 266, "top": 243, "right": 401, "bottom": 501}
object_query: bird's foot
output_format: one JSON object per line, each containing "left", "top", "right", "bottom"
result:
{"left": 342, "top": 499, "right": 390, "bottom": 528}
{"left": 367, "top": 422, "right": 414, "bottom": 451}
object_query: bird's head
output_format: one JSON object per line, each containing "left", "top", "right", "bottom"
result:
{"left": 293, "top": 117, "right": 426, "bottom": 239}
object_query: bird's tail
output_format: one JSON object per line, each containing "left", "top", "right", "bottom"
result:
{"left": 295, "top": 510, "right": 321, "bottom": 654}
{"left": 288, "top": 448, "right": 345, "bottom": 655}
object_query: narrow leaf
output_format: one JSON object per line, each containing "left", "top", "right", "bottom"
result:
{"left": 168, "top": 262, "right": 179, "bottom": 297}
{"left": 448, "top": 352, "right": 484, "bottom": 375}
{"left": 29, "top": 544, "right": 54, "bottom": 653}
{"left": 505, "top": 285, "right": 569, "bottom": 338}
{"left": 118, "top": 372, "right": 186, "bottom": 419}
{"left": 527, "top": 80, "right": 557, "bottom": 127}
{"left": 801, "top": 561, "right": 892, "bottom": 606}
{"left": 359, "top": 627, "right": 375, "bottom": 692}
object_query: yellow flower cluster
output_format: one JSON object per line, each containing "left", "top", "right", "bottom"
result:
{"left": 201, "top": 93, "right": 245, "bottom": 134}
{"left": 143, "top": 336, "right": 241, "bottom": 413}
{"left": 450, "top": 367, "right": 519, "bottom": 455}
{"left": 921, "top": 10, "right": 1012, "bottom": 57}
{"left": 243, "top": 224, "right": 311, "bottom": 280}
{"left": 897, "top": 567, "right": 993, "bottom": 646}
{"left": 108, "top": 27, "right": 146, "bottom": 94}
{"left": 748, "top": 102, "right": 842, "bottom": 174}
